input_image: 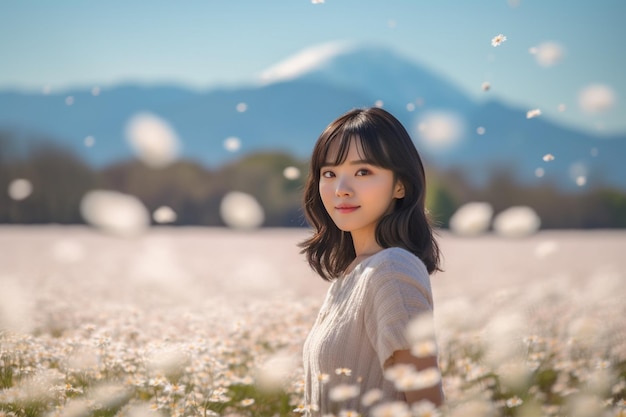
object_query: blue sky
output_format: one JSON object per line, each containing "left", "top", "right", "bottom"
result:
{"left": 1, "top": 0, "right": 625, "bottom": 134}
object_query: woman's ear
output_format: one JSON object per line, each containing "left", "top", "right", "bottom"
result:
{"left": 394, "top": 181, "right": 405, "bottom": 199}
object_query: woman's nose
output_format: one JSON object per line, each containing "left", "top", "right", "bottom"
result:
{"left": 335, "top": 176, "right": 353, "bottom": 197}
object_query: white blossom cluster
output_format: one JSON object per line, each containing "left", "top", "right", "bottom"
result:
{"left": 0, "top": 229, "right": 624, "bottom": 417}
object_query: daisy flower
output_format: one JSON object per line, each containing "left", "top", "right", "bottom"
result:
{"left": 318, "top": 373, "right": 331, "bottom": 383}
{"left": 240, "top": 398, "right": 255, "bottom": 407}
{"left": 506, "top": 396, "right": 523, "bottom": 408}
{"left": 329, "top": 384, "right": 360, "bottom": 402}
{"left": 411, "top": 340, "right": 438, "bottom": 358}
{"left": 385, "top": 364, "right": 441, "bottom": 391}
{"left": 293, "top": 404, "right": 318, "bottom": 414}
{"left": 163, "top": 383, "right": 185, "bottom": 395}
{"left": 335, "top": 367, "right": 352, "bottom": 376}
{"left": 491, "top": 34, "right": 507, "bottom": 47}
{"left": 361, "top": 388, "right": 383, "bottom": 407}
{"left": 412, "top": 400, "right": 441, "bottom": 417}
{"left": 370, "top": 401, "right": 411, "bottom": 417}
{"left": 384, "top": 363, "right": 416, "bottom": 382}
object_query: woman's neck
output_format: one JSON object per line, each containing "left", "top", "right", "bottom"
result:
{"left": 351, "top": 231, "right": 383, "bottom": 258}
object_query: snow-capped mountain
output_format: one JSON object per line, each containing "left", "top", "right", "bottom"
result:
{"left": 262, "top": 42, "right": 475, "bottom": 112}
{"left": 1, "top": 43, "right": 625, "bottom": 190}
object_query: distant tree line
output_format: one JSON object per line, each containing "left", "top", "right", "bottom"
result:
{"left": 1, "top": 131, "right": 625, "bottom": 228}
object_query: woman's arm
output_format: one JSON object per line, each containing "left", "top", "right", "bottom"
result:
{"left": 385, "top": 349, "right": 444, "bottom": 407}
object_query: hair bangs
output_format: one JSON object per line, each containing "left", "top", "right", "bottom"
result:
{"left": 317, "top": 116, "right": 393, "bottom": 171}
{"left": 319, "top": 128, "right": 353, "bottom": 168}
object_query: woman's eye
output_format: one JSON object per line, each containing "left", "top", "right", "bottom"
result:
{"left": 321, "top": 171, "right": 335, "bottom": 178}
{"left": 356, "top": 169, "right": 370, "bottom": 176}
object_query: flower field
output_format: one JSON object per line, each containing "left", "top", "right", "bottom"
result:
{"left": 0, "top": 227, "right": 624, "bottom": 417}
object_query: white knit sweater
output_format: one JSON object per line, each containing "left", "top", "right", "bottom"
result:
{"left": 302, "top": 247, "right": 435, "bottom": 416}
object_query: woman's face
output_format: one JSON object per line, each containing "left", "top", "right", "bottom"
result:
{"left": 319, "top": 138, "right": 404, "bottom": 242}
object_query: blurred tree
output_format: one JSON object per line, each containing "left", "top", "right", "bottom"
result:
{"left": 215, "top": 152, "right": 308, "bottom": 227}
{"left": 462, "top": 168, "right": 626, "bottom": 229}
{"left": 425, "top": 171, "right": 458, "bottom": 228}
{"left": 0, "top": 133, "right": 97, "bottom": 223}
{"left": 97, "top": 152, "right": 308, "bottom": 226}
{"left": 2, "top": 133, "right": 626, "bottom": 229}
{"left": 586, "top": 188, "right": 626, "bottom": 228}
{"left": 99, "top": 159, "right": 218, "bottom": 224}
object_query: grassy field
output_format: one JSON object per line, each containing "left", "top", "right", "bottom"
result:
{"left": 0, "top": 226, "right": 624, "bottom": 417}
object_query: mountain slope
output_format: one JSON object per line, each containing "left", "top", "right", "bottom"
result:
{"left": 263, "top": 43, "right": 475, "bottom": 111}
{"left": 1, "top": 44, "right": 625, "bottom": 191}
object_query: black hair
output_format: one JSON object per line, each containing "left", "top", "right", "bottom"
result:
{"left": 299, "top": 107, "right": 441, "bottom": 280}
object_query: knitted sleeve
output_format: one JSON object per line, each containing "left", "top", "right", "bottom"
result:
{"left": 363, "top": 250, "right": 434, "bottom": 367}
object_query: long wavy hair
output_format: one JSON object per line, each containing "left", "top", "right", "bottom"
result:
{"left": 299, "top": 107, "right": 441, "bottom": 281}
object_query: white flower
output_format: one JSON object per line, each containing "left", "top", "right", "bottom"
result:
{"left": 209, "top": 387, "right": 231, "bottom": 403}
{"left": 493, "top": 206, "right": 541, "bottom": 238}
{"left": 412, "top": 400, "right": 441, "bottom": 417}
{"left": 543, "top": 154, "right": 555, "bottom": 162}
{"left": 80, "top": 190, "right": 150, "bottom": 236}
{"left": 506, "top": 396, "right": 523, "bottom": 408}
{"left": 283, "top": 166, "right": 301, "bottom": 180}
{"left": 240, "top": 398, "right": 255, "bottom": 407}
{"left": 578, "top": 84, "right": 616, "bottom": 113}
{"left": 318, "top": 373, "right": 331, "bottom": 383}
{"left": 384, "top": 363, "right": 416, "bottom": 382}
{"left": 370, "top": 401, "right": 411, "bottom": 417}
{"left": 527, "top": 108, "right": 542, "bottom": 119}
{"left": 411, "top": 340, "right": 438, "bottom": 358}
{"left": 220, "top": 191, "right": 265, "bottom": 229}
{"left": 329, "top": 383, "right": 360, "bottom": 402}
{"left": 361, "top": 388, "right": 383, "bottom": 407}
{"left": 163, "top": 383, "right": 185, "bottom": 395}
{"left": 385, "top": 365, "right": 441, "bottom": 391}
{"left": 153, "top": 206, "right": 177, "bottom": 224}
{"left": 335, "top": 367, "right": 352, "bottom": 376}
{"left": 491, "top": 34, "right": 507, "bottom": 47}
{"left": 294, "top": 404, "right": 319, "bottom": 413}
{"left": 405, "top": 312, "right": 436, "bottom": 342}
{"left": 223, "top": 136, "right": 241, "bottom": 152}
{"left": 449, "top": 202, "right": 494, "bottom": 237}
{"left": 531, "top": 41, "right": 564, "bottom": 67}
{"left": 414, "top": 368, "right": 441, "bottom": 390}
{"left": 8, "top": 178, "right": 33, "bottom": 201}
{"left": 125, "top": 112, "right": 180, "bottom": 168}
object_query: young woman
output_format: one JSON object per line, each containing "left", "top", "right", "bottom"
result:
{"left": 299, "top": 107, "right": 443, "bottom": 416}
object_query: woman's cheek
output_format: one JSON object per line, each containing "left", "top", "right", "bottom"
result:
{"left": 319, "top": 183, "right": 333, "bottom": 207}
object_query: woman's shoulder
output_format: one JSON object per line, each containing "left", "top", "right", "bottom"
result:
{"left": 360, "top": 247, "right": 433, "bottom": 305}
{"left": 364, "top": 247, "right": 429, "bottom": 281}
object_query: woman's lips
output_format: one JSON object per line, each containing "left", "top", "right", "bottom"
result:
{"left": 335, "top": 205, "right": 359, "bottom": 214}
